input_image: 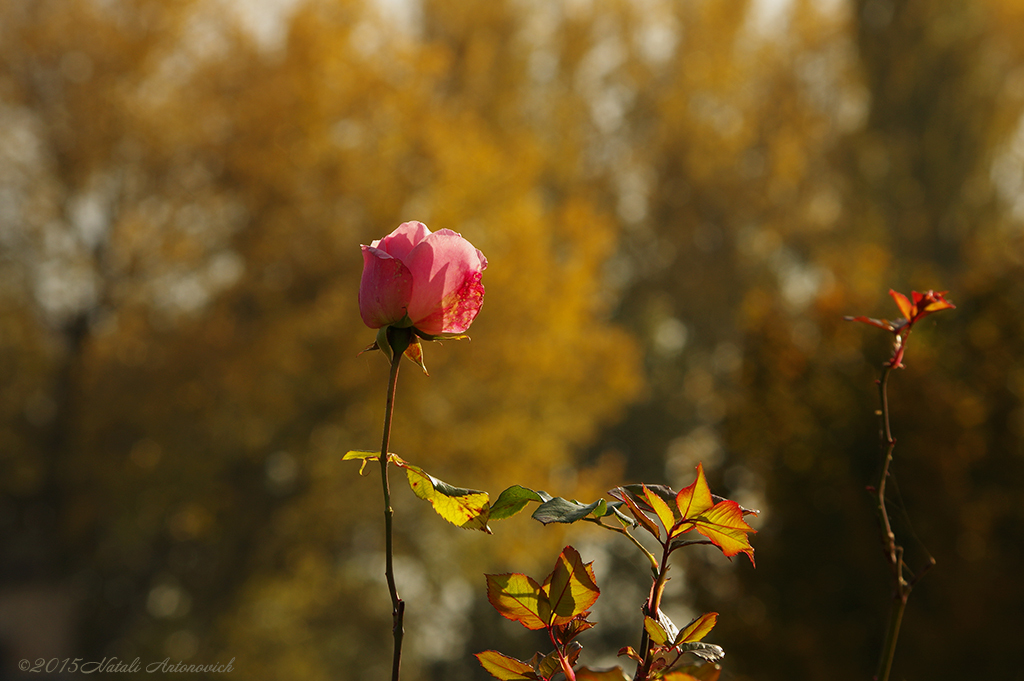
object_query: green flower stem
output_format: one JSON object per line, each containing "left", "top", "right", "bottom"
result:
{"left": 378, "top": 328, "right": 410, "bottom": 681}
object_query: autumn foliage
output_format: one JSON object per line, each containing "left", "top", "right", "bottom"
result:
{"left": 3, "top": 0, "right": 1024, "bottom": 680}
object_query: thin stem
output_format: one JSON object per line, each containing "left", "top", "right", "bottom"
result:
{"left": 873, "top": 364, "right": 932, "bottom": 681}
{"left": 876, "top": 367, "right": 898, "bottom": 573}
{"left": 548, "top": 627, "right": 576, "bottom": 681}
{"left": 876, "top": 593, "right": 907, "bottom": 681}
{"left": 635, "top": 541, "right": 673, "bottom": 681}
{"left": 378, "top": 337, "right": 406, "bottom": 681}
{"left": 590, "top": 519, "right": 659, "bottom": 574}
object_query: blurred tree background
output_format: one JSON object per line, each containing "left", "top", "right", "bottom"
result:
{"left": 1, "top": 0, "right": 1023, "bottom": 680}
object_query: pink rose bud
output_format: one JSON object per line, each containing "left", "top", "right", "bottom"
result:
{"left": 359, "top": 221, "right": 487, "bottom": 336}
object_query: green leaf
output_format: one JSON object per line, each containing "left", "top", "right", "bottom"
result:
{"left": 676, "top": 641, "right": 725, "bottom": 663}
{"left": 544, "top": 546, "right": 600, "bottom": 624}
{"left": 486, "top": 573, "right": 548, "bottom": 630}
{"left": 584, "top": 498, "right": 635, "bottom": 526}
{"left": 532, "top": 497, "right": 604, "bottom": 525}
{"left": 475, "top": 650, "right": 539, "bottom": 680}
{"left": 394, "top": 459, "right": 492, "bottom": 533}
{"left": 490, "top": 485, "right": 544, "bottom": 520}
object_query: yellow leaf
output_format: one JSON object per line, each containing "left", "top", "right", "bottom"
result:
{"left": 676, "top": 612, "right": 718, "bottom": 644}
{"left": 396, "top": 460, "right": 492, "bottom": 533}
{"left": 643, "top": 484, "right": 677, "bottom": 540}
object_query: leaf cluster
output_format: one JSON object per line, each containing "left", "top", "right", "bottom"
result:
{"left": 477, "top": 545, "right": 725, "bottom": 681}
{"left": 343, "top": 450, "right": 754, "bottom": 680}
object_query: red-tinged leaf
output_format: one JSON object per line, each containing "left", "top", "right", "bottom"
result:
{"left": 913, "top": 289, "right": 955, "bottom": 316}
{"left": 535, "top": 643, "right": 582, "bottom": 679}
{"left": 545, "top": 546, "right": 600, "bottom": 625}
{"left": 618, "top": 646, "right": 642, "bottom": 663}
{"left": 675, "top": 463, "right": 715, "bottom": 521}
{"left": 609, "top": 487, "right": 662, "bottom": 540}
{"left": 620, "top": 484, "right": 679, "bottom": 511}
{"left": 659, "top": 673, "right": 700, "bottom": 681}
{"left": 889, "top": 289, "right": 913, "bottom": 321}
{"left": 475, "top": 650, "right": 540, "bottom": 680}
{"left": 395, "top": 459, "right": 492, "bottom": 532}
{"left": 843, "top": 315, "right": 898, "bottom": 332}
{"left": 554, "top": 612, "right": 596, "bottom": 645}
{"left": 643, "top": 485, "right": 676, "bottom": 540}
{"left": 575, "top": 666, "right": 631, "bottom": 681}
{"left": 693, "top": 500, "right": 756, "bottom": 565}
{"left": 850, "top": 290, "right": 954, "bottom": 339}
{"left": 675, "top": 612, "right": 718, "bottom": 644}
{"left": 486, "top": 573, "right": 548, "bottom": 630}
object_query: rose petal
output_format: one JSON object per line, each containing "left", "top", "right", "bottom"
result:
{"left": 414, "top": 270, "right": 485, "bottom": 335}
{"left": 358, "top": 245, "right": 413, "bottom": 328}
{"left": 404, "top": 229, "right": 487, "bottom": 329}
{"left": 377, "top": 221, "right": 431, "bottom": 263}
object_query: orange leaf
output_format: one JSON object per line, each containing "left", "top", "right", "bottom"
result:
{"left": 913, "top": 289, "right": 955, "bottom": 316}
{"left": 889, "top": 289, "right": 913, "bottom": 320}
{"left": 675, "top": 463, "right": 715, "bottom": 522}
{"left": 693, "top": 500, "right": 756, "bottom": 565}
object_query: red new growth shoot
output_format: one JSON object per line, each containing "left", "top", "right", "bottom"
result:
{"left": 845, "top": 289, "right": 955, "bottom": 367}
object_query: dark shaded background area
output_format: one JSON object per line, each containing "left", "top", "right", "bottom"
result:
{"left": 2, "top": 0, "right": 1023, "bottom": 679}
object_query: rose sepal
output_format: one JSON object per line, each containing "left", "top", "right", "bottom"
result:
{"left": 359, "top": 325, "right": 431, "bottom": 374}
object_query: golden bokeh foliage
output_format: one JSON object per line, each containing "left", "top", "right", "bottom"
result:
{"left": 4, "top": 0, "right": 1024, "bottom": 679}
{"left": 1, "top": 0, "right": 640, "bottom": 678}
